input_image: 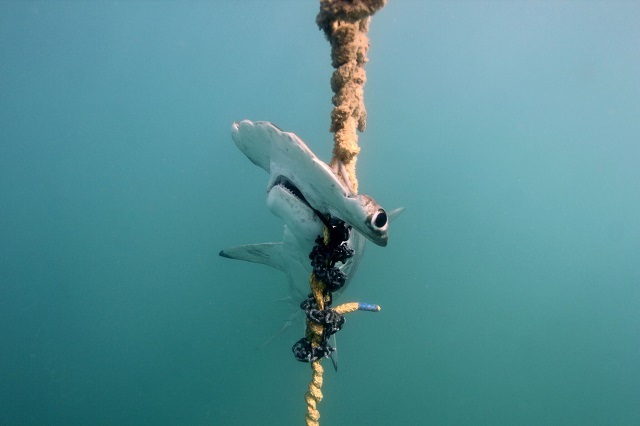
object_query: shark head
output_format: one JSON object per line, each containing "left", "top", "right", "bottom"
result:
{"left": 341, "top": 194, "right": 389, "bottom": 247}
{"left": 231, "top": 120, "right": 390, "bottom": 246}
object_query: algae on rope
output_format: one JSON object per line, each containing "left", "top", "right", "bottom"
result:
{"left": 317, "top": 0, "right": 387, "bottom": 195}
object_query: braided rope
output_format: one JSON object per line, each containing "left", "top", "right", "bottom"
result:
{"left": 302, "top": 1, "right": 386, "bottom": 424}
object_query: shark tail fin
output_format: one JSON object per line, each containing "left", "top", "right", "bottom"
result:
{"left": 329, "top": 333, "right": 339, "bottom": 372}
{"left": 219, "top": 242, "right": 285, "bottom": 272}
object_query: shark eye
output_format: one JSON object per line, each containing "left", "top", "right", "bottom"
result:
{"left": 372, "top": 209, "right": 388, "bottom": 229}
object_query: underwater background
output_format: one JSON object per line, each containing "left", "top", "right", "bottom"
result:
{"left": 1, "top": 1, "right": 639, "bottom": 424}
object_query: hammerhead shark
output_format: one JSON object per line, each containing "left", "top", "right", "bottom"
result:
{"left": 220, "top": 120, "right": 401, "bottom": 352}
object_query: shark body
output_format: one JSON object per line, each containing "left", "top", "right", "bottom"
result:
{"left": 220, "top": 120, "right": 394, "bottom": 303}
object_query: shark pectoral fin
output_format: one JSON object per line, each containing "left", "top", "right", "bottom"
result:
{"left": 219, "top": 242, "right": 284, "bottom": 271}
{"left": 261, "top": 308, "right": 302, "bottom": 347}
{"left": 388, "top": 207, "right": 405, "bottom": 223}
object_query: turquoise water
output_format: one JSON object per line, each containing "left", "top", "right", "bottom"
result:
{"left": 1, "top": 1, "right": 639, "bottom": 424}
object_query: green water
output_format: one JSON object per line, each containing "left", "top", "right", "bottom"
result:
{"left": 1, "top": 1, "right": 638, "bottom": 424}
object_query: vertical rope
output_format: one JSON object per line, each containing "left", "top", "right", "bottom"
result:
{"left": 304, "top": 229, "right": 330, "bottom": 426}
{"left": 302, "top": 2, "right": 386, "bottom": 424}
{"left": 317, "top": 0, "right": 387, "bottom": 194}
{"left": 305, "top": 272, "right": 327, "bottom": 426}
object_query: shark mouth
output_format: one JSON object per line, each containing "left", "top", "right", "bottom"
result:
{"left": 271, "top": 175, "right": 311, "bottom": 208}
{"left": 271, "top": 175, "right": 330, "bottom": 225}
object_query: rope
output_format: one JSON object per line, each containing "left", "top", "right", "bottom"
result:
{"left": 304, "top": 274, "right": 327, "bottom": 426}
{"left": 301, "top": 226, "right": 383, "bottom": 426}
{"left": 318, "top": 0, "right": 387, "bottom": 194}
{"left": 301, "top": 2, "right": 386, "bottom": 424}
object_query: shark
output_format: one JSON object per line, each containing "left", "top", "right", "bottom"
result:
{"left": 219, "top": 120, "right": 399, "bottom": 327}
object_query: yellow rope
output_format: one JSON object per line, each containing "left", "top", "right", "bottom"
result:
{"left": 305, "top": 361, "right": 324, "bottom": 425}
{"left": 335, "top": 302, "right": 373, "bottom": 315}
{"left": 303, "top": 1, "right": 386, "bottom": 424}
{"left": 304, "top": 274, "right": 326, "bottom": 426}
